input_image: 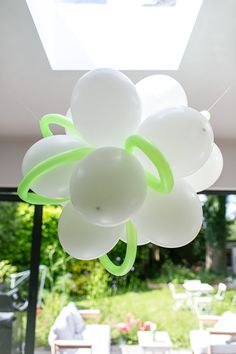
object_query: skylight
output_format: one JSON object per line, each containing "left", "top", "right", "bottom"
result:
{"left": 26, "top": 0, "right": 202, "bottom": 70}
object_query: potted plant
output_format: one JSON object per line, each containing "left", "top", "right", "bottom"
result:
{"left": 114, "top": 313, "right": 157, "bottom": 345}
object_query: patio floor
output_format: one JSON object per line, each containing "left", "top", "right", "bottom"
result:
{"left": 35, "top": 346, "right": 191, "bottom": 354}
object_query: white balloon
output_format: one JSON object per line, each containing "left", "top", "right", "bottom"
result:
{"left": 65, "top": 108, "right": 73, "bottom": 137}
{"left": 71, "top": 68, "right": 141, "bottom": 147}
{"left": 120, "top": 232, "right": 149, "bottom": 246}
{"left": 22, "top": 135, "right": 88, "bottom": 199}
{"left": 138, "top": 106, "right": 214, "bottom": 178}
{"left": 185, "top": 144, "right": 223, "bottom": 192}
{"left": 136, "top": 75, "right": 188, "bottom": 121}
{"left": 58, "top": 203, "right": 123, "bottom": 260}
{"left": 65, "top": 108, "right": 86, "bottom": 140}
{"left": 201, "top": 110, "right": 211, "bottom": 120}
{"left": 70, "top": 147, "right": 147, "bottom": 226}
{"left": 132, "top": 180, "right": 203, "bottom": 248}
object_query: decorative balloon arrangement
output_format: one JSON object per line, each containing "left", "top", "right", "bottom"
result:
{"left": 18, "top": 68, "right": 223, "bottom": 276}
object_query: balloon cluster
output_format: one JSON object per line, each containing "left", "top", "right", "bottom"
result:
{"left": 18, "top": 68, "right": 223, "bottom": 276}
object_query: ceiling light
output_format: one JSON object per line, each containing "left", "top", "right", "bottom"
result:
{"left": 26, "top": 0, "right": 202, "bottom": 70}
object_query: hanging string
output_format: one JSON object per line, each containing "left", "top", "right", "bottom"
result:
{"left": 207, "top": 86, "right": 231, "bottom": 112}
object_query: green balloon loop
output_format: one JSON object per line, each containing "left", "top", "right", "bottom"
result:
{"left": 17, "top": 147, "right": 95, "bottom": 205}
{"left": 99, "top": 220, "right": 137, "bottom": 277}
{"left": 40, "top": 114, "right": 81, "bottom": 138}
{"left": 125, "top": 135, "right": 174, "bottom": 194}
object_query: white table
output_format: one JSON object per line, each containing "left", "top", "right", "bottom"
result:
{"left": 183, "top": 282, "right": 213, "bottom": 294}
{"left": 138, "top": 331, "right": 173, "bottom": 353}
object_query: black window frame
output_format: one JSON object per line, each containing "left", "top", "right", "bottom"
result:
{"left": 0, "top": 187, "right": 42, "bottom": 354}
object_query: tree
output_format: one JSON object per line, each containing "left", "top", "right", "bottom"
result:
{"left": 203, "top": 195, "right": 229, "bottom": 274}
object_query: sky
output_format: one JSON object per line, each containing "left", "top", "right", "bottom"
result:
{"left": 227, "top": 195, "right": 236, "bottom": 220}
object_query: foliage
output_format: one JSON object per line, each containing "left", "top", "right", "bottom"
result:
{"left": 196, "top": 270, "right": 227, "bottom": 285}
{"left": 107, "top": 241, "right": 151, "bottom": 293}
{"left": 0, "top": 260, "right": 17, "bottom": 284}
{"left": 84, "top": 261, "right": 111, "bottom": 301}
{"left": 0, "top": 202, "right": 18, "bottom": 256}
{"left": 202, "top": 196, "right": 231, "bottom": 273}
{"left": 154, "top": 259, "right": 197, "bottom": 284}
{"left": 0, "top": 202, "right": 65, "bottom": 272}
{"left": 51, "top": 273, "right": 74, "bottom": 297}
{"left": 45, "top": 241, "right": 72, "bottom": 292}
{"left": 67, "top": 259, "right": 110, "bottom": 299}
{"left": 149, "top": 260, "right": 227, "bottom": 286}
{"left": 0, "top": 202, "right": 33, "bottom": 268}
{"left": 192, "top": 229, "right": 206, "bottom": 263}
{"left": 203, "top": 196, "right": 232, "bottom": 247}
{"left": 41, "top": 206, "right": 63, "bottom": 267}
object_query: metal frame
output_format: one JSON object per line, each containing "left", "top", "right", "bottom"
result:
{"left": 25, "top": 204, "right": 43, "bottom": 354}
{"left": 204, "top": 190, "right": 236, "bottom": 195}
{"left": 0, "top": 187, "right": 43, "bottom": 354}
{"left": 0, "top": 187, "right": 236, "bottom": 354}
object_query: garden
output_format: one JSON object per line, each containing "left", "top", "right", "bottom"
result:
{"left": 0, "top": 195, "right": 236, "bottom": 350}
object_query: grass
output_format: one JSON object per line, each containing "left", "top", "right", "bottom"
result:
{"left": 36, "top": 287, "right": 236, "bottom": 349}
{"left": 78, "top": 288, "right": 198, "bottom": 348}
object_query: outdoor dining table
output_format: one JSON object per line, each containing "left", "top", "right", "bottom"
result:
{"left": 120, "top": 331, "right": 173, "bottom": 354}
{"left": 183, "top": 282, "right": 213, "bottom": 295}
{"left": 138, "top": 330, "right": 173, "bottom": 353}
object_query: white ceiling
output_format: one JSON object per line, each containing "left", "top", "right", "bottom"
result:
{"left": 0, "top": 0, "right": 236, "bottom": 141}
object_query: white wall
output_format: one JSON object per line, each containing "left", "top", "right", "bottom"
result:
{"left": 213, "top": 138, "right": 236, "bottom": 191}
{"left": 0, "top": 139, "right": 35, "bottom": 188}
{"left": 0, "top": 137, "right": 235, "bottom": 190}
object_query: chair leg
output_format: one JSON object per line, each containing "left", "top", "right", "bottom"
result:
{"left": 207, "top": 346, "right": 212, "bottom": 354}
{"left": 51, "top": 343, "right": 56, "bottom": 354}
{"left": 207, "top": 333, "right": 212, "bottom": 354}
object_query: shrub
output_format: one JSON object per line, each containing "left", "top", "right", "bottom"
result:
{"left": 68, "top": 259, "right": 111, "bottom": 300}
{"left": 156, "top": 259, "right": 197, "bottom": 284}
{"left": 0, "top": 202, "right": 33, "bottom": 268}
{"left": 0, "top": 260, "right": 17, "bottom": 285}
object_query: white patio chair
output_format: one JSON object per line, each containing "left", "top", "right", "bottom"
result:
{"left": 193, "top": 283, "right": 227, "bottom": 315}
{"left": 192, "top": 295, "right": 213, "bottom": 315}
{"left": 190, "top": 311, "right": 236, "bottom": 354}
{"left": 215, "top": 283, "right": 227, "bottom": 301}
{"left": 168, "top": 282, "right": 188, "bottom": 310}
{"left": 48, "top": 302, "right": 110, "bottom": 354}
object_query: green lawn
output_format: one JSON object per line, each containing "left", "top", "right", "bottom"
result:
{"left": 36, "top": 287, "right": 236, "bottom": 349}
